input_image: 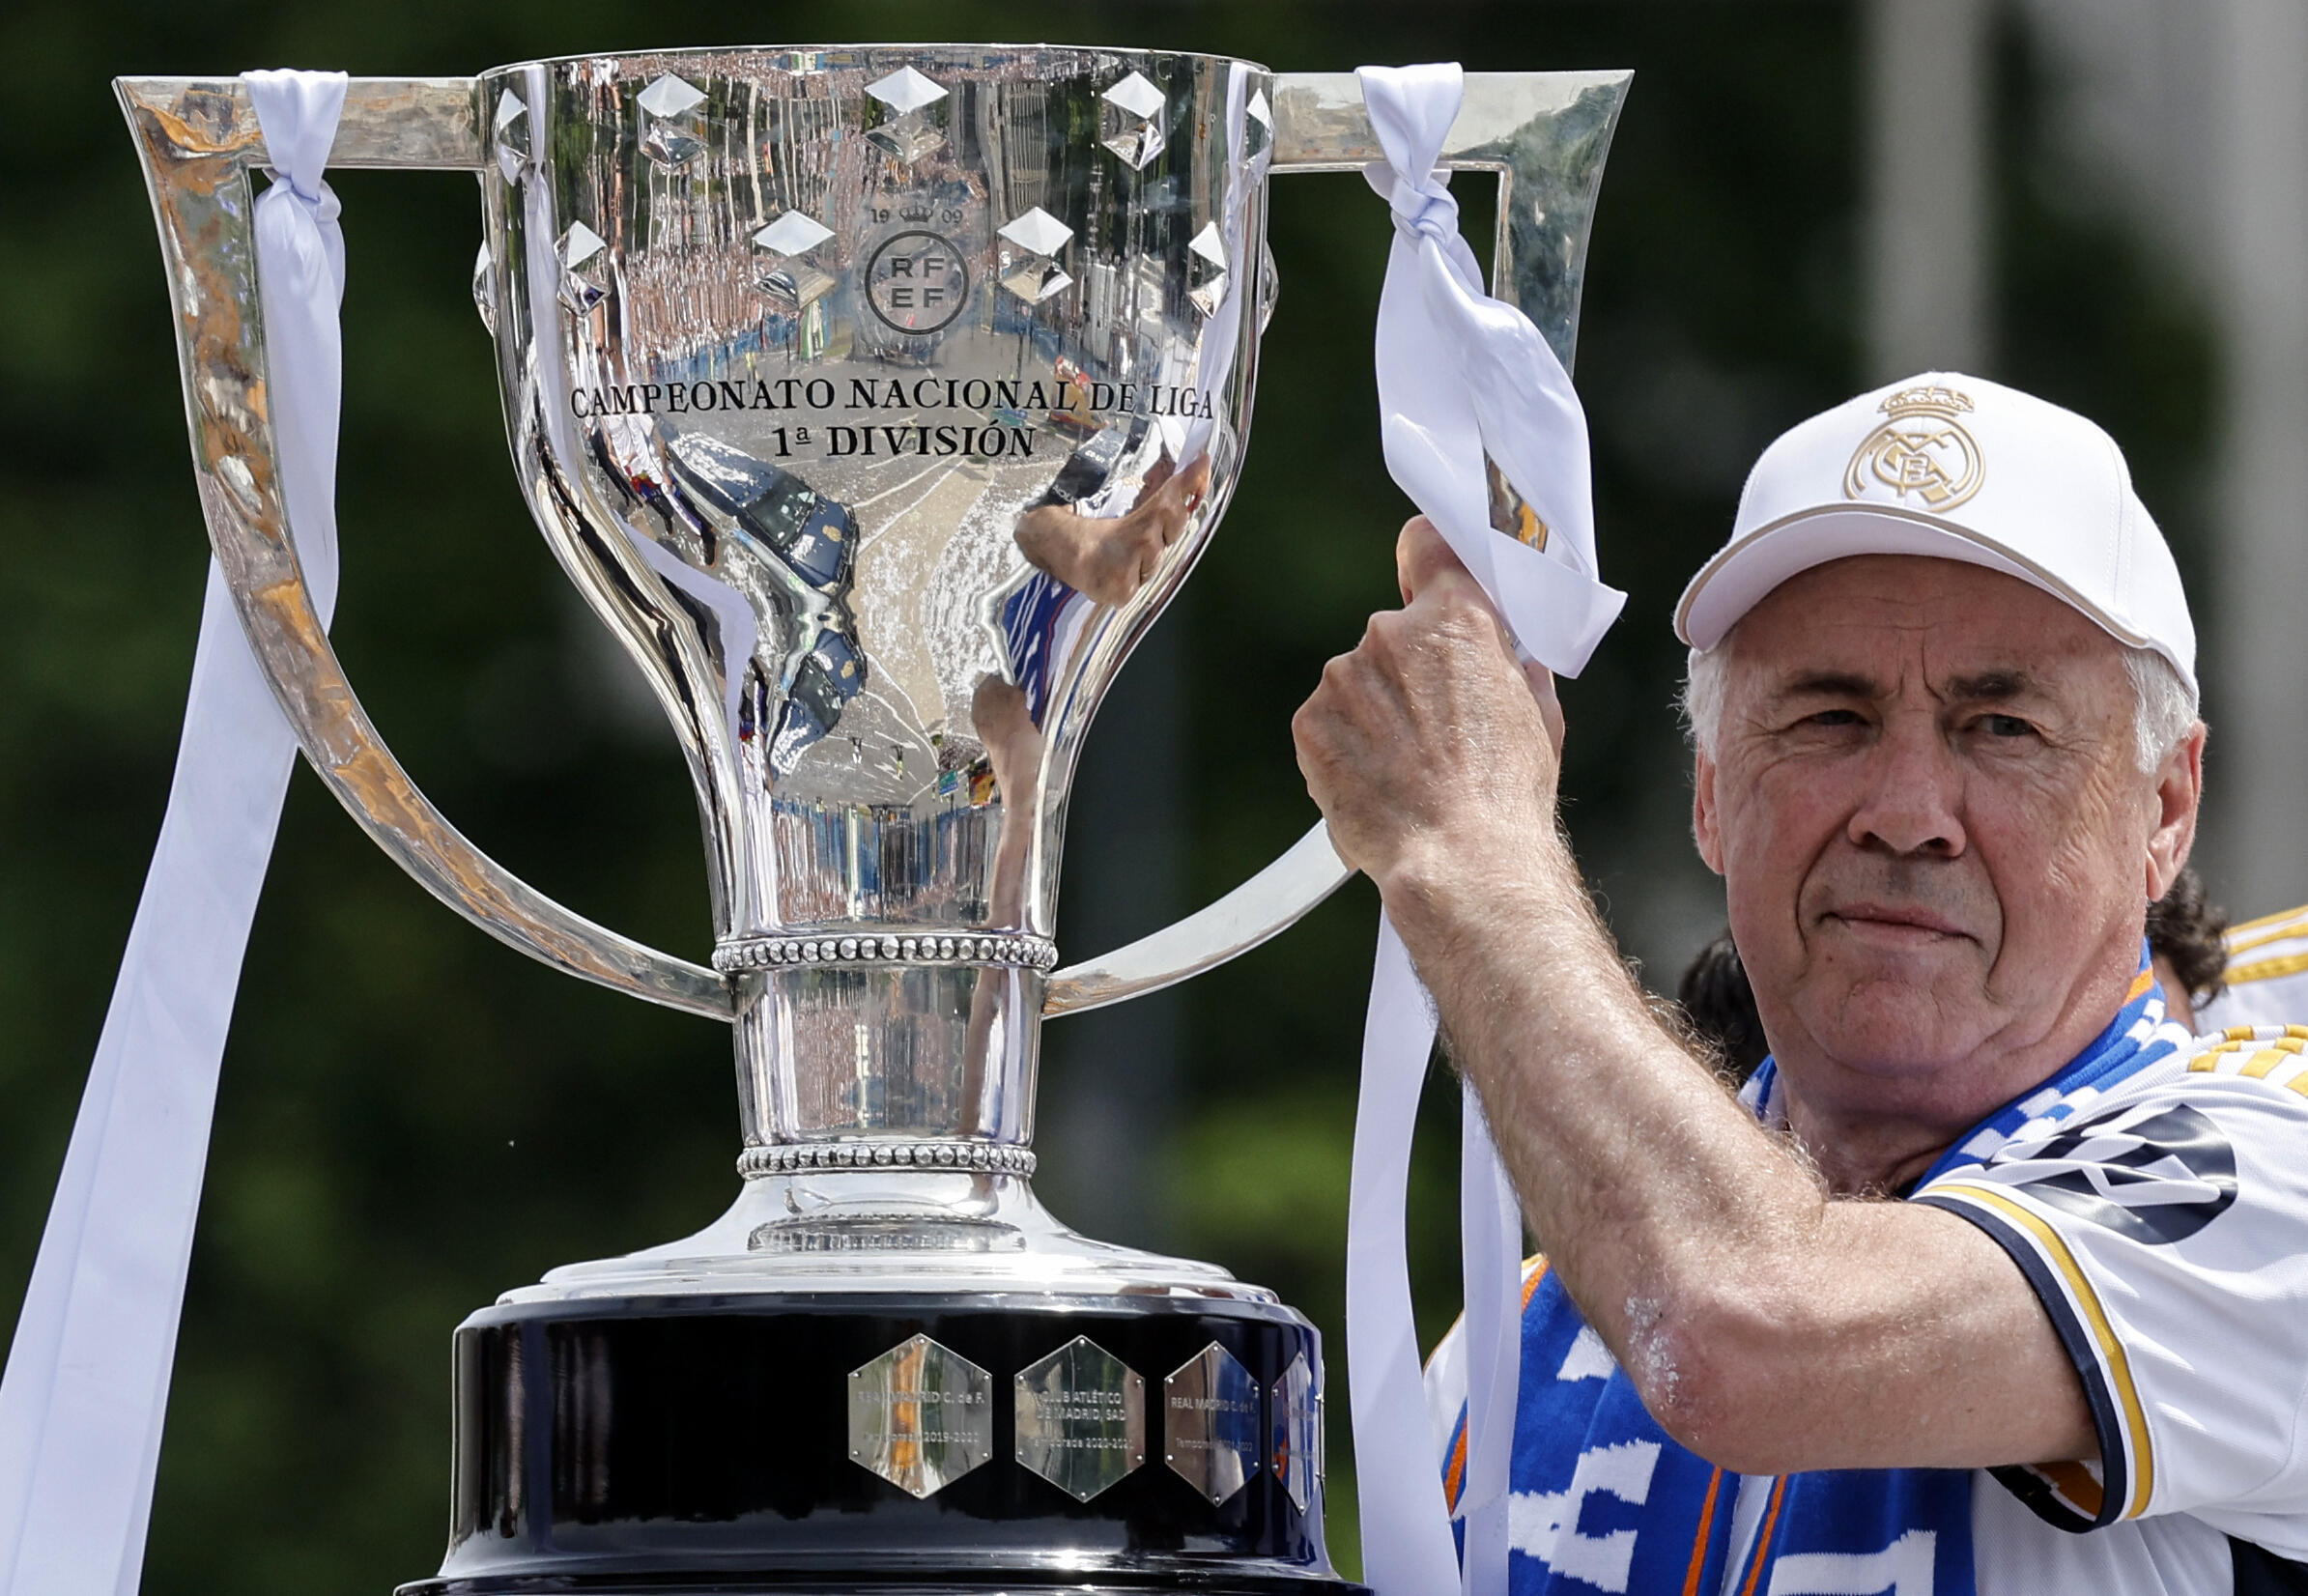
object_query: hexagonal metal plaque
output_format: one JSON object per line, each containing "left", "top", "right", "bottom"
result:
{"left": 848, "top": 1333, "right": 992, "bottom": 1498}
{"left": 1269, "top": 1351, "right": 1319, "bottom": 1514}
{"left": 1014, "top": 1335, "right": 1146, "bottom": 1501}
{"left": 1162, "top": 1342, "right": 1260, "bottom": 1504}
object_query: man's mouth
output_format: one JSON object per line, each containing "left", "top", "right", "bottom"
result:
{"left": 1820, "top": 902, "right": 1972, "bottom": 944}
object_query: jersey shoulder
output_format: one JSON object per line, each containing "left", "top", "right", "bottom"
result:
{"left": 2201, "top": 905, "right": 2308, "bottom": 1033}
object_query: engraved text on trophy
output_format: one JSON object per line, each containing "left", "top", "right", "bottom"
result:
{"left": 1014, "top": 1335, "right": 1147, "bottom": 1501}
{"left": 1164, "top": 1342, "right": 1262, "bottom": 1505}
{"left": 849, "top": 1334, "right": 993, "bottom": 1497}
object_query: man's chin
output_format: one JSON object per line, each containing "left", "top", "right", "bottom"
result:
{"left": 1788, "top": 981, "right": 1992, "bottom": 1080}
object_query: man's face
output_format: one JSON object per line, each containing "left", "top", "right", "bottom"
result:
{"left": 1692, "top": 555, "right": 2199, "bottom": 1135}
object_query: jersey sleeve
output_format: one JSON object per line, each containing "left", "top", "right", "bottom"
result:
{"left": 1916, "top": 1044, "right": 2308, "bottom": 1542}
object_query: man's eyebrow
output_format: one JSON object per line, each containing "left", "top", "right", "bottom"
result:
{"left": 1761, "top": 669, "right": 2048, "bottom": 705}
{"left": 1941, "top": 670, "right": 2038, "bottom": 701}
{"left": 1770, "top": 670, "right": 1879, "bottom": 700}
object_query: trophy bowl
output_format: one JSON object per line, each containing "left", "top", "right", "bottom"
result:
{"left": 119, "top": 44, "right": 1626, "bottom": 1596}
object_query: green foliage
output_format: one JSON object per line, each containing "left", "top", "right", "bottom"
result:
{"left": 0, "top": 3, "right": 2213, "bottom": 1591}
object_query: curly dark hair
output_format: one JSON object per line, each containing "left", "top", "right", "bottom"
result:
{"left": 2147, "top": 866, "right": 2229, "bottom": 1012}
{"left": 1678, "top": 867, "right": 2229, "bottom": 1083}
{"left": 1675, "top": 931, "right": 1770, "bottom": 1084}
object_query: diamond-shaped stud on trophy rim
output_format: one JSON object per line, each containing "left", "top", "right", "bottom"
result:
{"left": 636, "top": 72, "right": 709, "bottom": 170}
{"left": 865, "top": 65, "right": 950, "bottom": 115}
{"left": 753, "top": 212, "right": 837, "bottom": 310}
{"left": 754, "top": 211, "right": 835, "bottom": 258}
{"left": 637, "top": 71, "right": 706, "bottom": 119}
{"left": 997, "top": 208, "right": 1076, "bottom": 305}
{"left": 998, "top": 207, "right": 1074, "bottom": 259}
{"left": 556, "top": 222, "right": 611, "bottom": 312}
{"left": 1100, "top": 70, "right": 1168, "bottom": 170}
{"left": 1187, "top": 221, "right": 1231, "bottom": 319}
{"left": 1245, "top": 86, "right": 1275, "bottom": 163}
{"left": 863, "top": 66, "right": 951, "bottom": 163}
{"left": 492, "top": 88, "right": 529, "bottom": 185}
{"left": 471, "top": 242, "right": 498, "bottom": 336}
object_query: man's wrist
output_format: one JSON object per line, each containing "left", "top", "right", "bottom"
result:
{"left": 1375, "top": 819, "right": 1580, "bottom": 955}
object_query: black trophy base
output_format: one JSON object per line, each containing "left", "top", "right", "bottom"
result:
{"left": 398, "top": 1291, "right": 1367, "bottom": 1596}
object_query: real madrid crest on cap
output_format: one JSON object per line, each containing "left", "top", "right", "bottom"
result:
{"left": 1843, "top": 384, "right": 1983, "bottom": 511}
{"left": 1675, "top": 370, "right": 2198, "bottom": 697}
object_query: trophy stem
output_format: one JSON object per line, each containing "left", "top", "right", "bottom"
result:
{"left": 732, "top": 962, "right": 1045, "bottom": 1154}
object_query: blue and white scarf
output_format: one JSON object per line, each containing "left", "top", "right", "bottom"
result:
{"left": 1441, "top": 955, "right": 2190, "bottom": 1595}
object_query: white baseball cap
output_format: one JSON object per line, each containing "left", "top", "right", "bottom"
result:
{"left": 1673, "top": 372, "right": 2197, "bottom": 698}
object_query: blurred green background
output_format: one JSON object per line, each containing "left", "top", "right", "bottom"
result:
{"left": 0, "top": 1, "right": 2224, "bottom": 1590}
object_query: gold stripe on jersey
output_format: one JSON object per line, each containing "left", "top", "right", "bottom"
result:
{"left": 2228, "top": 902, "right": 2308, "bottom": 937}
{"left": 1926, "top": 1180, "right": 2154, "bottom": 1520}
{"left": 2189, "top": 1029, "right": 2308, "bottom": 1071}
{"left": 2230, "top": 950, "right": 2308, "bottom": 988}
{"left": 2245, "top": 1047, "right": 2295, "bottom": 1077}
{"left": 2228, "top": 923, "right": 2308, "bottom": 958}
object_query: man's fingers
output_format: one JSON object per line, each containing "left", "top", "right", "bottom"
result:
{"left": 1396, "top": 515, "right": 1469, "bottom": 601}
{"left": 1395, "top": 516, "right": 1512, "bottom": 648}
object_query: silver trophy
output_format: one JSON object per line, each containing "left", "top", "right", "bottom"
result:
{"left": 120, "top": 47, "right": 1624, "bottom": 1594}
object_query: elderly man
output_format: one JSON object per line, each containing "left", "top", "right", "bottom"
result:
{"left": 1295, "top": 374, "right": 2308, "bottom": 1593}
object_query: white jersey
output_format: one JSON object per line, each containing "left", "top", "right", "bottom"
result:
{"left": 2197, "top": 903, "right": 2308, "bottom": 1036}
{"left": 1429, "top": 1022, "right": 2308, "bottom": 1594}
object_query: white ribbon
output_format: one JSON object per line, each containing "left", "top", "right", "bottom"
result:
{"left": 1344, "top": 63, "right": 1624, "bottom": 1596}
{"left": 0, "top": 70, "right": 346, "bottom": 1596}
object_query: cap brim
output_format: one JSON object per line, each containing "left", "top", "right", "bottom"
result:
{"left": 1674, "top": 503, "right": 2161, "bottom": 655}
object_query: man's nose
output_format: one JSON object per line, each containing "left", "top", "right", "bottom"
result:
{"left": 1845, "top": 716, "right": 1966, "bottom": 858}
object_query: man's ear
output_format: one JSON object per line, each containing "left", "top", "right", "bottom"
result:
{"left": 1695, "top": 747, "right": 1726, "bottom": 875}
{"left": 2145, "top": 722, "right": 2207, "bottom": 901}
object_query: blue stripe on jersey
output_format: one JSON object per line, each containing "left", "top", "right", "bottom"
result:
{"left": 1465, "top": 951, "right": 2184, "bottom": 1596}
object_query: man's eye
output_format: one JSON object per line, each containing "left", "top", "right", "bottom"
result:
{"left": 1979, "top": 713, "right": 2037, "bottom": 738}
{"left": 1804, "top": 709, "right": 1864, "bottom": 727}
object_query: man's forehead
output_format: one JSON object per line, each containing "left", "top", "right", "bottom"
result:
{"left": 1725, "top": 556, "right": 2123, "bottom": 687}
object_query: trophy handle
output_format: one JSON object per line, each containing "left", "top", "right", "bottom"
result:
{"left": 115, "top": 75, "right": 737, "bottom": 1023}
{"left": 1043, "top": 68, "right": 1629, "bottom": 1017}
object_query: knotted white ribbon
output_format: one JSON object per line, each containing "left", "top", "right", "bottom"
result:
{"left": 1344, "top": 63, "right": 1624, "bottom": 1596}
{"left": 0, "top": 69, "right": 345, "bottom": 1596}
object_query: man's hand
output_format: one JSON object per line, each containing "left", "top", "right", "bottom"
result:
{"left": 1291, "top": 517, "right": 1566, "bottom": 898}
{"left": 1013, "top": 454, "right": 1211, "bottom": 608}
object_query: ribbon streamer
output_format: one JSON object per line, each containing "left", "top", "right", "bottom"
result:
{"left": 1344, "top": 62, "right": 1625, "bottom": 1596}
{"left": 0, "top": 70, "right": 346, "bottom": 1596}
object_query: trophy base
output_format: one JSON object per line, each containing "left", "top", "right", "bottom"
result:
{"left": 409, "top": 1581, "right": 1357, "bottom": 1595}
{"left": 400, "top": 1289, "right": 1361, "bottom": 1596}
{"left": 502, "top": 1170, "right": 1274, "bottom": 1302}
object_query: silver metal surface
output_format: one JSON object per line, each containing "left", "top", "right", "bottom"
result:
{"left": 1268, "top": 70, "right": 1631, "bottom": 369}
{"left": 737, "top": 1139, "right": 1036, "bottom": 1176}
{"left": 1163, "top": 1342, "right": 1261, "bottom": 1505}
{"left": 119, "top": 51, "right": 1625, "bottom": 1296}
{"left": 115, "top": 75, "right": 731, "bottom": 1021}
{"left": 1013, "top": 1335, "right": 1147, "bottom": 1501}
{"left": 1044, "top": 821, "right": 1350, "bottom": 1014}
{"left": 716, "top": 929, "right": 1057, "bottom": 972}
{"left": 848, "top": 1332, "right": 994, "bottom": 1497}
{"left": 1270, "top": 1351, "right": 1319, "bottom": 1516}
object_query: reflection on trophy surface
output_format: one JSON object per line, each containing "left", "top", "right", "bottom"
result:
{"left": 119, "top": 43, "right": 1625, "bottom": 1595}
